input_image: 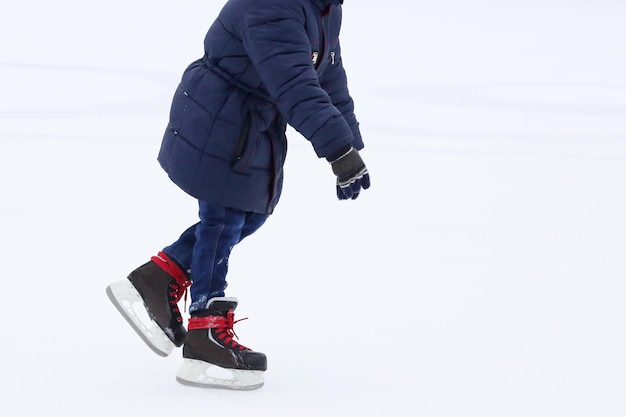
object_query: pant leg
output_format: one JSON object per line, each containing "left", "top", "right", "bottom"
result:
{"left": 162, "top": 223, "right": 199, "bottom": 271}
{"left": 189, "top": 202, "right": 268, "bottom": 312}
{"left": 239, "top": 211, "right": 269, "bottom": 242}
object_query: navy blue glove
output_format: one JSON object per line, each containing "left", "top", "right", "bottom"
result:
{"left": 330, "top": 148, "right": 371, "bottom": 200}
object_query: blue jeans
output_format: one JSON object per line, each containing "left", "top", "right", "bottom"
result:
{"left": 162, "top": 201, "right": 268, "bottom": 312}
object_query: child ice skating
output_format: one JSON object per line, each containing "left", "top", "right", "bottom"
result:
{"left": 106, "top": 0, "right": 369, "bottom": 390}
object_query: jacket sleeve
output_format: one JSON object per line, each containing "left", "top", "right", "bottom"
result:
{"left": 318, "top": 51, "right": 364, "bottom": 151}
{"left": 240, "top": 3, "right": 354, "bottom": 159}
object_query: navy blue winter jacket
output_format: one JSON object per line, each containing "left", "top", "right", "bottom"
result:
{"left": 158, "top": 0, "right": 363, "bottom": 214}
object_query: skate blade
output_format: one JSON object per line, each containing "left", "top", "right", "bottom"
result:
{"left": 176, "top": 359, "right": 265, "bottom": 390}
{"left": 106, "top": 280, "right": 175, "bottom": 357}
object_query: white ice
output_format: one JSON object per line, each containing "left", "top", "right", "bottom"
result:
{"left": 1, "top": 1, "right": 625, "bottom": 416}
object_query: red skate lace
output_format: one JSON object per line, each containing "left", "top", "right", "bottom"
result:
{"left": 188, "top": 310, "right": 250, "bottom": 351}
{"left": 151, "top": 251, "right": 192, "bottom": 315}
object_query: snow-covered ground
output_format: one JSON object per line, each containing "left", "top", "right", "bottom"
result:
{"left": 2, "top": 1, "right": 625, "bottom": 416}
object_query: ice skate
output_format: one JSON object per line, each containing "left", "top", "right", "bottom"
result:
{"left": 176, "top": 297, "right": 267, "bottom": 390}
{"left": 106, "top": 252, "right": 191, "bottom": 357}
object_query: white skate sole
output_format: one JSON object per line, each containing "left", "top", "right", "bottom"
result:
{"left": 106, "top": 280, "right": 175, "bottom": 357}
{"left": 176, "top": 359, "right": 264, "bottom": 390}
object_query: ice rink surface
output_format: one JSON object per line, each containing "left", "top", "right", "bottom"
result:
{"left": 1, "top": 1, "right": 625, "bottom": 416}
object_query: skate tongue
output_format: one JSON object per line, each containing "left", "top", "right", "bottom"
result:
{"left": 205, "top": 297, "right": 239, "bottom": 314}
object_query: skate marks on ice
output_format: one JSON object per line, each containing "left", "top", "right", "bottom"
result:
{"left": 375, "top": 82, "right": 626, "bottom": 118}
{"left": 363, "top": 81, "right": 626, "bottom": 158}
{"left": 176, "top": 358, "right": 265, "bottom": 391}
{"left": 0, "top": 61, "right": 174, "bottom": 120}
{"left": 367, "top": 82, "right": 626, "bottom": 139}
{"left": 106, "top": 280, "right": 175, "bottom": 357}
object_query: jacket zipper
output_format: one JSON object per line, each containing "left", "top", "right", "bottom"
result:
{"left": 316, "top": 6, "right": 331, "bottom": 70}
{"left": 234, "top": 112, "right": 251, "bottom": 160}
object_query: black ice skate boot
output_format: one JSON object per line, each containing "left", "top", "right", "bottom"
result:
{"left": 106, "top": 252, "right": 191, "bottom": 357}
{"left": 176, "top": 297, "right": 267, "bottom": 390}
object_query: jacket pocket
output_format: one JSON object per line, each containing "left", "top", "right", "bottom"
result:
{"left": 232, "top": 111, "right": 254, "bottom": 173}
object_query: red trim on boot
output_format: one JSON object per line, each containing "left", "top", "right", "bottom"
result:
{"left": 188, "top": 311, "right": 249, "bottom": 351}
{"left": 151, "top": 251, "right": 191, "bottom": 309}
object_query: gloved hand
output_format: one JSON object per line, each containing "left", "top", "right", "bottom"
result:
{"left": 330, "top": 147, "right": 371, "bottom": 200}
